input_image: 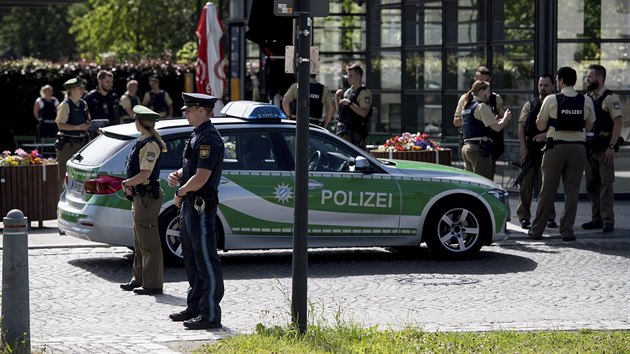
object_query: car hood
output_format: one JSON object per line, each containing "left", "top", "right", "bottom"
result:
{"left": 380, "top": 159, "right": 502, "bottom": 189}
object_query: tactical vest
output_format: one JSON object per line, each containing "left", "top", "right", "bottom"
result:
{"left": 338, "top": 86, "right": 372, "bottom": 137}
{"left": 86, "top": 90, "right": 119, "bottom": 122}
{"left": 149, "top": 91, "right": 168, "bottom": 113}
{"left": 126, "top": 137, "right": 162, "bottom": 181}
{"left": 127, "top": 94, "right": 140, "bottom": 108}
{"left": 588, "top": 89, "right": 613, "bottom": 134}
{"left": 59, "top": 99, "right": 88, "bottom": 136}
{"left": 39, "top": 98, "right": 58, "bottom": 121}
{"left": 462, "top": 101, "right": 488, "bottom": 139}
{"left": 552, "top": 94, "right": 585, "bottom": 132}
{"left": 289, "top": 82, "right": 325, "bottom": 119}
{"left": 525, "top": 97, "right": 545, "bottom": 138}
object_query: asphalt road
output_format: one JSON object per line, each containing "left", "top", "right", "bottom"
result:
{"left": 0, "top": 199, "right": 628, "bottom": 353}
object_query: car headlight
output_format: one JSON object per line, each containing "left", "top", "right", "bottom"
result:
{"left": 488, "top": 188, "right": 509, "bottom": 204}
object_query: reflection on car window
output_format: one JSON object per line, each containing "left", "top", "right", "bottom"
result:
{"left": 221, "top": 132, "right": 278, "bottom": 170}
{"left": 281, "top": 132, "right": 357, "bottom": 172}
{"left": 75, "top": 135, "right": 129, "bottom": 166}
{"left": 161, "top": 136, "right": 187, "bottom": 170}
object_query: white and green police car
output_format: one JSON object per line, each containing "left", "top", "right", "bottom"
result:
{"left": 58, "top": 101, "right": 510, "bottom": 264}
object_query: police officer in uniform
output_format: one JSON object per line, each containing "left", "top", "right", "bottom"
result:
{"left": 529, "top": 67, "right": 595, "bottom": 241}
{"left": 120, "top": 105, "right": 167, "bottom": 295}
{"left": 582, "top": 64, "right": 623, "bottom": 233}
{"left": 282, "top": 74, "right": 335, "bottom": 128}
{"left": 143, "top": 76, "right": 173, "bottom": 118}
{"left": 33, "top": 84, "right": 60, "bottom": 141}
{"left": 55, "top": 78, "right": 91, "bottom": 188}
{"left": 84, "top": 70, "right": 121, "bottom": 126}
{"left": 120, "top": 80, "right": 141, "bottom": 123}
{"left": 454, "top": 66, "right": 506, "bottom": 170}
{"left": 167, "top": 93, "right": 224, "bottom": 330}
{"left": 516, "top": 74, "right": 557, "bottom": 229}
{"left": 335, "top": 63, "right": 373, "bottom": 149}
{"left": 460, "top": 80, "right": 512, "bottom": 180}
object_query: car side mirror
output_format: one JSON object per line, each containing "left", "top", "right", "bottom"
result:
{"left": 354, "top": 156, "right": 371, "bottom": 172}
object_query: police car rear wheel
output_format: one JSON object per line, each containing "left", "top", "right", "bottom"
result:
{"left": 158, "top": 207, "right": 184, "bottom": 266}
{"left": 424, "top": 196, "right": 488, "bottom": 260}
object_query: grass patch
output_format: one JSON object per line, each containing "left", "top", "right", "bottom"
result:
{"left": 197, "top": 326, "right": 630, "bottom": 353}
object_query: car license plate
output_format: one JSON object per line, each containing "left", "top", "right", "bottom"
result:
{"left": 70, "top": 180, "right": 84, "bottom": 195}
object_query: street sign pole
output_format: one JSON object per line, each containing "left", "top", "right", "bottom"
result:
{"left": 292, "top": 2, "right": 310, "bottom": 335}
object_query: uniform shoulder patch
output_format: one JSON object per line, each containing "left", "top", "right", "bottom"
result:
{"left": 146, "top": 152, "right": 156, "bottom": 162}
{"left": 200, "top": 145, "right": 211, "bottom": 159}
{"left": 613, "top": 101, "right": 621, "bottom": 110}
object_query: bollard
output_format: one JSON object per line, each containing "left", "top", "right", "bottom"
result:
{"left": 1, "top": 209, "right": 30, "bottom": 354}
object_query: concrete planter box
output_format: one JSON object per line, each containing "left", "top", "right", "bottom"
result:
{"left": 0, "top": 164, "right": 60, "bottom": 227}
{"left": 370, "top": 149, "right": 452, "bottom": 166}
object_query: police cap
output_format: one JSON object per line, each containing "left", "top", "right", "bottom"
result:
{"left": 63, "top": 77, "right": 82, "bottom": 90}
{"left": 181, "top": 93, "right": 218, "bottom": 111}
{"left": 133, "top": 105, "right": 160, "bottom": 121}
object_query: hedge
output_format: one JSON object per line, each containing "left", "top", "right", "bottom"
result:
{"left": 1, "top": 58, "right": 195, "bottom": 152}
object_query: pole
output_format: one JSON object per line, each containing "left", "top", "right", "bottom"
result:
{"left": 291, "top": 2, "right": 311, "bottom": 334}
{"left": 2, "top": 209, "right": 30, "bottom": 354}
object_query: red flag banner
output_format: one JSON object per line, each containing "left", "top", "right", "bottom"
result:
{"left": 196, "top": 2, "right": 226, "bottom": 114}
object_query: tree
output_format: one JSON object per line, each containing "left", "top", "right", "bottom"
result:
{"left": 0, "top": 5, "right": 82, "bottom": 60}
{"left": 71, "top": 0, "right": 200, "bottom": 61}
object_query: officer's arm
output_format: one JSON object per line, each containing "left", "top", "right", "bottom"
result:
{"left": 351, "top": 91, "right": 370, "bottom": 118}
{"left": 323, "top": 98, "right": 335, "bottom": 128}
{"left": 123, "top": 170, "right": 152, "bottom": 187}
{"left": 33, "top": 100, "right": 40, "bottom": 120}
{"left": 536, "top": 96, "right": 552, "bottom": 131}
{"left": 177, "top": 168, "right": 212, "bottom": 196}
{"left": 281, "top": 96, "right": 292, "bottom": 117}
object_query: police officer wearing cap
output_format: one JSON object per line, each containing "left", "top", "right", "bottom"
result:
{"left": 529, "top": 67, "right": 595, "bottom": 242}
{"left": 120, "top": 105, "right": 167, "bottom": 295}
{"left": 167, "top": 93, "right": 224, "bottom": 330}
{"left": 55, "top": 77, "right": 91, "bottom": 188}
{"left": 582, "top": 64, "right": 623, "bottom": 233}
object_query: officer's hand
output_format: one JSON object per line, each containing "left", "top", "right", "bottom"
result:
{"left": 340, "top": 98, "right": 351, "bottom": 106}
{"left": 123, "top": 186, "right": 133, "bottom": 196}
{"left": 519, "top": 145, "right": 527, "bottom": 162}
{"left": 604, "top": 148, "right": 615, "bottom": 164}
{"left": 167, "top": 172, "right": 180, "bottom": 187}
{"left": 174, "top": 194, "right": 182, "bottom": 208}
{"left": 503, "top": 108, "right": 512, "bottom": 121}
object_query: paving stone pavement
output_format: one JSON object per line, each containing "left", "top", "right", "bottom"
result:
{"left": 0, "top": 200, "right": 628, "bottom": 353}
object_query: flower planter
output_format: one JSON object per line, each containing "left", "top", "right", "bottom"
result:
{"left": 370, "top": 149, "right": 452, "bottom": 166}
{"left": 0, "top": 164, "right": 60, "bottom": 227}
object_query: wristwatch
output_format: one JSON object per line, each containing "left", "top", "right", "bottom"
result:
{"left": 122, "top": 180, "right": 127, "bottom": 187}
{"left": 608, "top": 144, "right": 615, "bottom": 150}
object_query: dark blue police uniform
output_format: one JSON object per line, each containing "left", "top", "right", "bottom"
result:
{"left": 178, "top": 95, "right": 225, "bottom": 327}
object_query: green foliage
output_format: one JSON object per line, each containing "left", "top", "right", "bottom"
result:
{"left": 70, "top": 0, "right": 198, "bottom": 61}
{"left": 0, "top": 5, "right": 82, "bottom": 61}
{"left": 198, "top": 326, "right": 630, "bottom": 353}
{"left": 177, "top": 41, "right": 198, "bottom": 64}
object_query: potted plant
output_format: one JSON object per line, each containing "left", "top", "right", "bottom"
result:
{"left": 370, "top": 132, "right": 452, "bottom": 166}
{"left": 0, "top": 149, "right": 59, "bottom": 227}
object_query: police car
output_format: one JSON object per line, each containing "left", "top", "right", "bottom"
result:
{"left": 58, "top": 101, "right": 510, "bottom": 264}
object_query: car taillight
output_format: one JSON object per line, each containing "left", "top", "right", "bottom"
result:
{"left": 84, "top": 175, "right": 124, "bottom": 195}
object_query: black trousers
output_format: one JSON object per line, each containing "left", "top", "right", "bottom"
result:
{"left": 179, "top": 199, "right": 224, "bottom": 323}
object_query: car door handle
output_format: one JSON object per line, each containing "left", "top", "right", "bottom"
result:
{"left": 308, "top": 180, "right": 323, "bottom": 189}
{"left": 220, "top": 177, "right": 229, "bottom": 184}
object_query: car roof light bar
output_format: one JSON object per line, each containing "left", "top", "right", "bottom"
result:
{"left": 221, "top": 101, "right": 287, "bottom": 120}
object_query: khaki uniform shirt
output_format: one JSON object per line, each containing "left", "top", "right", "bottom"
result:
{"left": 536, "top": 87, "right": 595, "bottom": 142}
{"left": 284, "top": 78, "right": 333, "bottom": 120}
{"left": 138, "top": 133, "right": 161, "bottom": 183}
{"left": 55, "top": 98, "right": 86, "bottom": 124}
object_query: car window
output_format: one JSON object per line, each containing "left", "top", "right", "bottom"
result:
{"left": 160, "top": 135, "right": 188, "bottom": 170}
{"left": 281, "top": 131, "right": 356, "bottom": 172}
{"left": 74, "top": 134, "right": 130, "bottom": 166}
{"left": 221, "top": 131, "right": 278, "bottom": 170}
